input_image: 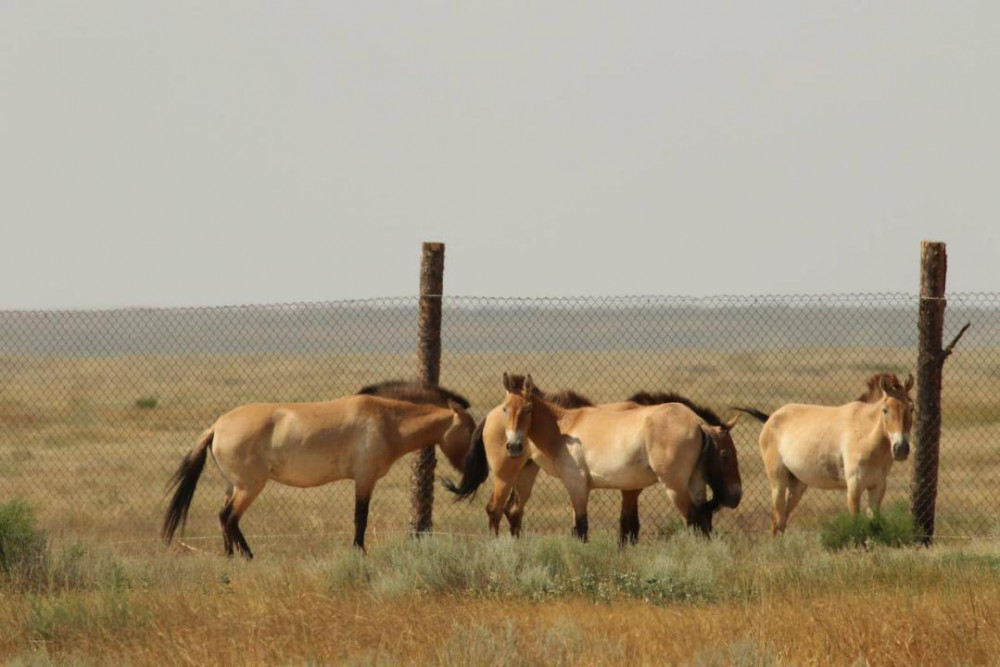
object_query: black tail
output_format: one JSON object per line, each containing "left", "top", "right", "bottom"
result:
{"left": 162, "top": 429, "right": 213, "bottom": 543}
{"left": 731, "top": 406, "right": 770, "bottom": 423}
{"left": 441, "top": 417, "right": 489, "bottom": 501}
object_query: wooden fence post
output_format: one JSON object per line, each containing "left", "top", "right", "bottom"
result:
{"left": 910, "top": 241, "right": 947, "bottom": 544}
{"left": 411, "top": 242, "right": 445, "bottom": 536}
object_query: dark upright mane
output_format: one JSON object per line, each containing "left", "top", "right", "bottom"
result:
{"left": 855, "top": 372, "right": 903, "bottom": 403}
{"left": 626, "top": 391, "right": 724, "bottom": 428}
{"left": 502, "top": 374, "right": 594, "bottom": 408}
{"left": 544, "top": 390, "right": 595, "bottom": 409}
{"left": 356, "top": 379, "right": 470, "bottom": 409}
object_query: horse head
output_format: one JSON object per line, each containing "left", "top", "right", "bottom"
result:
{"left": 501, "top": 372, "right": 535, "bottom": 458}
{"left": 701, "top": 412, "right": 744, "bottom": 510}
{"left": 877, "top": 372, "right": 915, "bottom": 461}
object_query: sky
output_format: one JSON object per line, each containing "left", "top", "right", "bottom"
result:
{"left": 1, "top": 2, "right": 997, "bottom": 309}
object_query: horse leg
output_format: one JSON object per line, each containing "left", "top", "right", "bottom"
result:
{"left": 353, "top": 475, "right": 377, "bottom": 552}
{"left": 486, "top": 477, "right": 516, "bottom": 536}
{"left": 219, "top": 483, "right": 262, "bottom": 560}
{"left": 619, "top": 489, "right": 641, "bottom": 547}
{"left": 661, "top": 478, "right": 701, "bottom": 534}
{"left": 769, "top": 477, "right": 789, "bottom": 536}
{"left": 867, "top": 477, "right": 887, "bottom": 518}
{"left": 846, "top": 474, "right": 863, "bottom": 516}
{"left": 504, "top": 461, "right": 540, "bottom": 538}
{"left": 784, "top": 477, "right": 808, "bottom": 523}
{"left": 557, "top": 467, "right": 590, "bottom": 541}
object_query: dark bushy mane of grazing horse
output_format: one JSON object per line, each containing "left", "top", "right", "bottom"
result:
{"left": 357, "top": 379, "right": 471, "bottom": 409}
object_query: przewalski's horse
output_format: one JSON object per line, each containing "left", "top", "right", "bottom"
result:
{"left": 445, "top": 374, "right": 743, "bottom": 541}
{"left": 162, "top": 389, "right": 475, "bottom": 558}
{"left": 734, "top": 371, "right": 914, "bottom": 535}
{"left": 474, "top": 377, "right": 740, "bottom": 543}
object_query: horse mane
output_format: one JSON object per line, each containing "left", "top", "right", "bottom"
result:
{"left": 626, "top": 391, "right": 725, "bottom": 428}
{"left": 855, "top": 372, "right": 904, "bottom": 403}
{"left": 356, "top": 379, "right": 471, "bottom": 409}
{"left": 503, "top": 374, "right": 594, "bottom": 408}
{"left": 545, "top": 390, "right": 595, "bottom": 409}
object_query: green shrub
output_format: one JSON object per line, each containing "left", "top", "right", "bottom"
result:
{"left": 820, "top": 502, "right": 924, "bottom": 551}
{"left": 134, "top": 396, "right": 158, "bottom": 409}
{"left": 0, "top": 500, "right": 49, "bottom": 590}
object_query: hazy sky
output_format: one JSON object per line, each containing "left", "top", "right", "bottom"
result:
{"left": 2, "top": 3, "right": 997, "bottom": 309}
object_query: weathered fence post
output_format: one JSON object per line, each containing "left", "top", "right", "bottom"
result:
{"left": 909, "top": 241, "right": 970, "bottom": 544}
{"left": 911, "top": 241, "right": 946, "bottom": 543}
{"left": 411, "top": 242, "right": 445, "bottom": 536}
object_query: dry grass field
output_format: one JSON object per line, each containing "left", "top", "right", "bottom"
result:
{"left": 2, "top": 340, "right": 999, "bottom": 665}
{"left": 3, "top": 531, "right": 1000, "bottom": 665}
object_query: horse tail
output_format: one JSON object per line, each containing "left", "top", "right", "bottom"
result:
{"left": 441, "top": 417, "right": 489, "bottom": 501}
{"left": 162, "top": 428, "right": 213, "bottom": 543}
{"left": 731, "top": 406, "right": 770, "bottom": 424}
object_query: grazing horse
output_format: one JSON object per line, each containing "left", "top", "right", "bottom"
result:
{"left": 445, "top": 374, "right": 743, "bottom": 541}
{"left": 734, "top": 371, "right": 914, "bottom": 535}
{"left": 483, "top": 378, "right": 739, "bottom": 543}
{"left": 162, "top": 392, "right": 475, "bottom": 558}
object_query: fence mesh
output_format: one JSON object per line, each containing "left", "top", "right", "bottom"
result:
{"left": 1, "top": 293, "right": 998, "bottom": 549}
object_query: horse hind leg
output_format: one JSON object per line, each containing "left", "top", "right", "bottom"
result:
{"left": 219, "top": 484, "right": 262, "bottom": 560}
{"left": 784, "top": 477, "right": 807, "bottom": 521}
{"left": 769, "top": 476, "right": 789, "bottom": 536}
{"left": 619, "top": 489, "right": 641, "bottom": 547}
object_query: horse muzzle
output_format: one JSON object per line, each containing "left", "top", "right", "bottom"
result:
{"left": 720, "top": 486, "right": 743, "bottom": 509}
{"left": 892, "top": 439, "right": 910, "bottom": 461}
{"left": 506, "top": 437, "right": 525, "bottom": 458}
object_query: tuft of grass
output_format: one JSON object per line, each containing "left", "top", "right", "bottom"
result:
{"left": 819, "top": 502, "right": 924, "bottom": 551}
{"left": 0, "top": 500, "right": 49, "bottom": 590}
{"left": 133, "top": 396, "right": 158, "bottom": 409}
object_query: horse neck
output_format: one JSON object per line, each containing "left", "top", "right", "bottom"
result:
{"left": 855, "top": 402, "right": 889, "bottom": 450}
{"left": 391, "top": 405, "right": 453, "bottom": 455}
{"left": 527, "top": 399, "right": 569, "bottom": 447}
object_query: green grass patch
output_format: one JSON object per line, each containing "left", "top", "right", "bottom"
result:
{"left": 0, "top": 499, "right": 49, "bottom": 590}
{"left": 133, "top": 396, "right": 158, "bottom": 409}
{"left": 819, "top": 502, "right": 924, "bottom": 551}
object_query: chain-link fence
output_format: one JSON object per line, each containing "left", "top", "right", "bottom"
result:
{"left": 1, "top": 293, "right": 998, "bottom": 548}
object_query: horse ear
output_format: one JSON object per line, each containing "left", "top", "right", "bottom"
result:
{"left": 502, "top": 372, "right": 511, "bottom": 392}
{"left": 523, "top": 374, "right": 534, "bottom": 398}
{"left": 724, "top": 412, "right": 742, "bottom": 430}
{"left": 447, "top": 399, "right": 464, "bottom": 414}
{"left": 904, "top": 373, "right": 915, "bottom": 392}
{"left": 879, "top": 373, "right": 892, "bottom": 395}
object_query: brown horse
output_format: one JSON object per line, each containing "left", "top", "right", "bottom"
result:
{"left": 483, "top": 378, "right": 738, "bottom": 543}
{"left": 162, "top": 387, "right": 475, "bottom": 558}
{"left": 445, "top": 374, "right": 743, "bottom": 541}
{"left": 735, "top": 372, "right": 914, "bottom": 535}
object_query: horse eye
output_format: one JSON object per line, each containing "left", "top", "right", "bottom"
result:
{"left": 502, "top": 407, "right": 508, "bottom": 414}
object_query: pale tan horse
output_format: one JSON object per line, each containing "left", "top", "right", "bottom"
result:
{"left": 162, "top": 393, "right": 475, "bottom": 558}
{"left": 486, "top": 379, "right": 740, "bottom": 543}
{"left": 735, "top": 371, "right": 914, "bottom": 535}
{"left": 445, "top": 374, "right": 743, "bottom": 540}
